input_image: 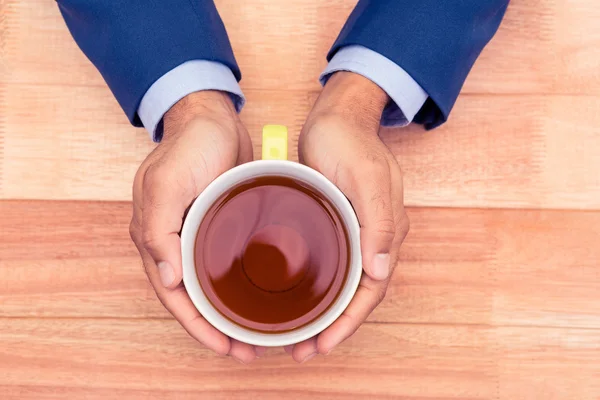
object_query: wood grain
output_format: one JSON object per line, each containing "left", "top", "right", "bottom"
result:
{"left": 497, "top": 326, "right": 600, "bottom": 400}
{"left": 3, "top": 84, "right": 600, "bottom": 208}
{"left": 2, "top": 201, "right": 599, "bottom": 331}
{"left": 2, "top": 1, "right": 600, "bottom": 207}
{"left": 1, "top": 319, "right": 599, "bottom": 399}
{"left": 2, "top": 0, "right": 600, "bottom": 397}
{"left": 0, "top": 319, "right": 500, "bottom": 399}
{"left": 383, "top": 95, "right": 600, "bottom": 210}
{"left": 2, "top": 0, "right": 600, "bottom": 94}
{"left": 0, "top": 84, "right": 313, "bottom": 200}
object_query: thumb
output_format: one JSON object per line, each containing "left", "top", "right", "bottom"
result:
{"left": 345, "top": 158, "right": 395, "bottom": 281}
{"left": 141, "top": 166, "right": 194, "bottom": 289}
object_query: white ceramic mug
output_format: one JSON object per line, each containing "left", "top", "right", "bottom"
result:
{"left": 181, "top": 125, "right": 362, "bottom": 347}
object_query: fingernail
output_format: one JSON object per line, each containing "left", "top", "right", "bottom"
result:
{"left": 255, "top": 346, "right": 267, "bottom": 358}
{"left": 157, "top": 261, "right": 175, "bottom": 287}
{"left": 301, "top": 352, "right": 317, "bottom": 363}
{"left": 372, "top": 253, "right": 390, "bottom": 280}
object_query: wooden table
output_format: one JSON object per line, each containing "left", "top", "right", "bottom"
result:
{"left": 1, "top": 1, "right": 599, "bottom": 398}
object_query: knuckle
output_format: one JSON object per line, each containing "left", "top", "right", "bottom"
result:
{"left": 129, "top": 220, "right": 139, "bottom": 243}
{"left": 375, "top": 217, "right": 396, "bottom": 238}
{"left": 142, "top": 164, "right": 167, "bottom": 189}
{"left": 143, "top": 162, "right": 196, "bottom": 203}
{"left": 141, "top": 230, "right": 161, "bottom": 253}
{"left": 133, "top": 164, "right": 147, "bottom": 188}
{"left": 142, "top": 165, "right": 173, "bottom": 207}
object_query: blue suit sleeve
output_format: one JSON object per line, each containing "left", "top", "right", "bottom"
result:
{"left": 330, "top": 0, "right": 509, "bottom": 129}
{"left": 57, "top": 0, "right": 240, "bottom": 127}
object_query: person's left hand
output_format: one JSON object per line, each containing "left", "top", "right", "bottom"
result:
{"left": 287, "top": 72, "right": 410, "bottom": 362}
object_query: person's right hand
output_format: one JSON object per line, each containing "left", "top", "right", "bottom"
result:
{"left": 129, "top": 91, "right": 265, "bottom": 364}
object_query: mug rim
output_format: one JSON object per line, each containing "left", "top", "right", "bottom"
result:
{"left": 181, "top": 160, "right": 362, "bottom": 347}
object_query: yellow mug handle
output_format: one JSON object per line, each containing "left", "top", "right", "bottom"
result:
{"left": 262, "top": 125, "right": 288, "bottom": 161}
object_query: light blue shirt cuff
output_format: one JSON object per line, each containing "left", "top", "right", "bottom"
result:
{"left": 138, "top": 60, "right": 245, "bottom": 142}
{"left": 321, "top": 45, "right": 428, "bottom": 127}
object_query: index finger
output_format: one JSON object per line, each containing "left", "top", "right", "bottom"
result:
{"left": 142, "top": 249, "right": 260, "bottom": 363}
{"left": 140, "top": 165, "right": 196, "bottom": 288}
{"left": 131, "top": 220, "right": 231, "bottom": 355}
{"left": 315, "top": 274, "right": 389, "bottom": 355}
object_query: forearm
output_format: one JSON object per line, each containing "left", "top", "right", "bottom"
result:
{"left": 330, "top": 0, "right": 509, "bottom": 128}
{"left": 57, "top": 0, "right": 240, "bottom": 127}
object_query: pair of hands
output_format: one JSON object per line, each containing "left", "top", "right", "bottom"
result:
{"left": 129, "top": 72, "right": 410, "bottom": 364}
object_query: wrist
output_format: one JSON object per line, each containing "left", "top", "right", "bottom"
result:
{"left": 163, "top": 91, "right": 237, "bottom": 140}
{"left": 316, "top": 72, "right": 389, "bottom": 126}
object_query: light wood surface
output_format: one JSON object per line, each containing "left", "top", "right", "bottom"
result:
{"left": 2, "top": 202, "right": 600, "bottom": 329}
{"left": 3, "top": 319, "right": 599, "bottom": 400}
{"left": 1, "top": 0, "right": 600, "bottom": 398}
